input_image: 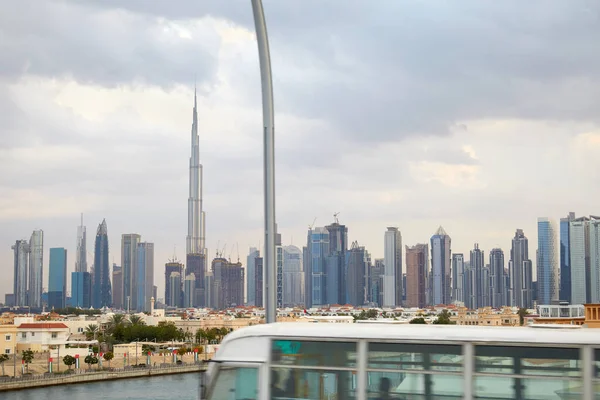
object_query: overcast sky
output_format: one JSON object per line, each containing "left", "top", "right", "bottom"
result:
{"left": 1, "top": 0, "right": 600, "bottom": 301}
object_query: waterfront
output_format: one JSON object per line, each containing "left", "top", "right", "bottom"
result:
{"left": 2, "top": 372, "right": 200, "bottom": 400}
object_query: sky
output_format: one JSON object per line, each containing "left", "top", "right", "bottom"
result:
{"left": 1, "top": 0, "right": 600, "bottom": 301}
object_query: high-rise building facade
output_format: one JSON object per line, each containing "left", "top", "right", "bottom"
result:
{"left": 184, "top": 273, "right": 195, "bottom": 308}
{"left": 168, "top": 272, "right": 182, "bottom": 308}
{"left": 470, "top": 243, "right": 484, "bottom": 309}
{"left": 406, "top": 244, "right": 428, "bottom": 308}
{"left": 255, "top": 257, "right": 264, "bottom": 308}
{"left": 451, "top": 253, "right": 465, "bottom": 304}
{"left": 570, "top": 217, "right": 590, "bottom": 304}
{"left": 537, "top": 218, "right": 559, "bottom": 305}
{"left": 48, "top": 248, "right": 67, "bottom": 309}
{"left": 92, "top": 219, "right": 111, "bottom": 309}
{"left": 509, "top": 229, "right": 533, "bottom": 308}
{"left": 430, "top": 226, "right": 451, "bottom": 305}
{"left": 560, "top": 212, "right": 576, "bottom": 302}
{"left": 369, "top": 259, "right": 384, "bottom": 307}
{"left": 325, "top": 221, "right": 348, "bottom": 306}
{"left": 186, "top": 253, "right": 206, "bottom": 307}
{"left": 276, "top": 230, "right": 284, "bottom": 308}
{"left": 112, "top": 264, "right": 123, "bottom": 309}
{"left": 136, "top": 242, "right": 154, "bottom": 312}
{"left": 307, "top": 227, "right": 330, "bottom": 307}
{"left": 76, "top": 214, "right": 87, "bottom": 273}
{"left": 383, "top": 227, "right": 402, "bottom": 307}
{"left": 71, "top": 271, "right": 91, "bottom": 308}
{"left": 211, "top": 258, "right": 244, "bottom": 309}
{"left": 28, "top": 230, "right": 44, "bottom": 308}
{"left": 121, "top": 234, "right": 141, "bottom": 311}
{"left": 165, "top": 260, "right": 183, "bottom": 308}
{"left": 12, "top": 240, "right": 29, "bottom": 307}
{"left": 589, "top": 216, "right": 600, "bottom": 303}
{"left": 345, "top": 241, "right": 368, "bottom": 306}
{"left": 283, "top": 245, "right": 304, "bottom": 306}
{"left": 489, "top": 248, "right": 506, "bottom": 308}
{"left": 246, "top": 247, "right": 259, "bottom": 305}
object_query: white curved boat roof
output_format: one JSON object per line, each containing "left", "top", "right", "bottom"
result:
{"left": 222, "top": 322, "right": 600, "bottom": 346}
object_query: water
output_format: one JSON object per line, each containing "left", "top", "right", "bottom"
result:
{"left": 3, "top": 373, "right": 201, "bottom": 400}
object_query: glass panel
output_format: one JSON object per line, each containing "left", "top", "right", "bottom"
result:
{"left": 524, "top": 378, "right": 583, "bottom": 400}
{"left": 474, "top": 376, "right": 513, "bottom": 399}
{"left": 367, "top": 371, "right": 463, "bottom": 399}
{"left": 368, "top": 342, "right": 462, "bottom": 371}
{"left": 595, "top": 349, "right": 600, "bottom": 378}
{"left": 271, "top": 367, "right": 356, "bottom": 399}
{"left": 272, "top": 340, "right": 356, "bottom": 368}
{"left": 208, "top": 366, "right": 258, "bottom": 400}
{"left": 475, "top": 346, "right": 581, "bottom": 376}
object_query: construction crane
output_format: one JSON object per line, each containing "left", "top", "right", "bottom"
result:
{"left": 308, "top": 217, "right": 317, "bottom": 230}
{"left": 333, "top": 212, "right": 340, "bottom": 224}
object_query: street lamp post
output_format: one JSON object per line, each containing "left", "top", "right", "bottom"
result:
{"left": 251, "top": 0, "right": 276, "bottom": 324}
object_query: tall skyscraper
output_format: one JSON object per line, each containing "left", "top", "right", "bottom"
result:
{"left": 283, "top": 245, "right": 304, "bottom": 306}
{"left": 12, "top": 240, "right": 29, "bottom": 307}
{"left": 28, "top": 230, "right": 44, "bottom": 308}
{"left": 537, "top": 218, "right": 559, "bottom": 305}
{"left": 169, "top": 272, "right": 182, "bottom": 308}
{"left": 71, "top": 271, "right": 91, "bottom": 308}
{"left": 165, "top": 260, "right": 183, "bottom": 308}
{"left": 451, "top": 253, "right": 465, "bottom": 304}
{"left": 255, "top": 257, "right": 264, "bottom": 308}
{"left": 184, "top": 273, "right": 195, "bottom": 308}
{"left": 121, "top": 234, "right": 141, "bottom": 311}
{"left": 430, "top": 226, "right": 451, "bottom": 305}
{"left": 75, "top": 214, "right": 87, "bottom": 273}
{"left": 589, "top": 216, "right": 600, "bottom": 303}
{"left": 406, "top": 244, "right": 428, "bottom": 308}
{"left": 136, "top": 242, "right": 154, "bottom": 312}
{"left": 569, "top": 217, "right": 590, "bottom": 304}
{"left": 48, "top": 248, "right": 67, "bottom": 309}
{"left": 325, "top": 219, "right": 348, "bottom": 306}
{"left": 370, "top": 259, "right": 384, "bottom": 307}
{"left": 276, "top": 229, "right": 283, "bottom": 308}
{"left": 383, "top": 227, "right": 402, "bottom": 307}
{"left": 186, "top": 253, "right": 206, "bottom": 307}
{"left": 246, "top": 247, "right": 260, "bottom": 305}
{"left": 92, "top": 219, "right": 111, "bottom": 309}
{"left": 470, "top": 243, "right": 484, "bottom": 309}
{"left": 112, "top": 264, "right": 123, "bottom": 309}
{"left": 186, "top": 88, "right": 206, "bottom": 257}
{"left": 509, "top": 229, "right": 533, "bottom": 308}
{"left": 345, "top": 241, "right": 369, "bottom": 306}
{"left": 211, "top": 257, "right": 244, "bottom": 309}
{"left": 560, "top": 212, "right": 576, "bottom": 302}
{"left": 307, "top": 227, "right": 330, "bottom": 307}
{"left": 489, "top": 248, "right": 506, "bottom": 308}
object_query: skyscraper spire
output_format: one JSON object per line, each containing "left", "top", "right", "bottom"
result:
{"left": 187, "top": 87, "right": 205, "bottom": 256}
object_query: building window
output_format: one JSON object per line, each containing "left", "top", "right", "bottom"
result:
{"left": 78, "top": 327, "right": 84, "bottom": 333}
{"left": 5, "top": 335, "right": 10, "bottom": 341}
{"left": 21, "top": 333, "right": 26, "bottom": 339}
{"left": 31, "top": 332, "right": 35, "bottom": 337}
{"left": 51, "top": 333, "right": 58, "bottom": 339}
{"left": 4, "top": 349, "right": 10, "bottom": 354}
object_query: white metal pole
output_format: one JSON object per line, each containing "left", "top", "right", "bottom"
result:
{"left": 251, "top": 0, "right": 277, "bottom": 324}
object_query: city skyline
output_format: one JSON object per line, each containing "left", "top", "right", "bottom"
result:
{"left": 2, "top": 1, "right": 600, "bottom": 300}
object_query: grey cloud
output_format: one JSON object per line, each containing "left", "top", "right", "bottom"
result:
{"left": 0, "top": 0, "right": 218, "bottom": 88}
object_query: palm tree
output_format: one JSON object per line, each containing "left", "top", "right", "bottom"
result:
{"left": 0, "top": 354, "right": 9, "bottom": 376}
{"left": 85, "top": 324, "right": 99, "bottom": 340}
{"left": 129, "top": 315, "right": 145, "bottom": 326}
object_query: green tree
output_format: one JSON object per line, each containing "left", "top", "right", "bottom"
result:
{"left": 409, "top": 317, "right": 427, "bottom": 324}
{"left": 103, "top": 352, "right": 114, "bottom": 368}
{"left": 366, "top": 309, "right": 378, "bottom": 319}
{"left": 518, "top": 308, "right": 529, "bottom": 326}
{"left": 63, "top": 355, "right": 76, "bottom": 370}
{"left": 141, "top": 344, "right": 155, "bottom": 354}
{"left": 84, "top": 324, "right": 98, "bottom": 340}
{"left": 128, "top": 315, "right": 145, "bottom": 326}
{"left": 0, "top": 353, "right": 9, "bottom": 376}
{"left": 21, "top": 350, "right": 34, "bottom": 373}
{"left": 433, "top": 310, "right": 454, "bottom": 325}
{"left": 84, "top": 355, "right": 99, "bottom": 370}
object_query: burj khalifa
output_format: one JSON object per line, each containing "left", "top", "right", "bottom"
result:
{"left": 186, "top": 88, "right": 206, "bottom": 256}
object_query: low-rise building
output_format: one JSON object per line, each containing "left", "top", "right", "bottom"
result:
{"left": 455, "top": 307, "right": 519, "bottom": 326}
{"left": 533, "top": 304, "right": 585, "bottom": 326}
{"left": 17, "top": 322, "right": 69, "bottom": 352}
{"left": 0, "top": 324, "right": 18, "bottom": 355}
